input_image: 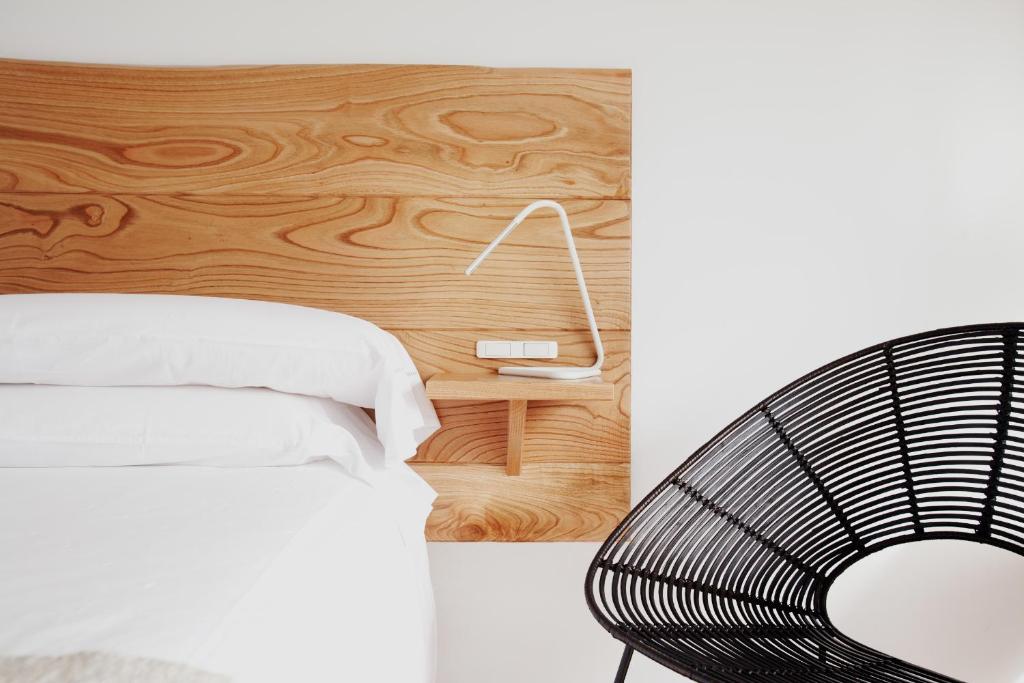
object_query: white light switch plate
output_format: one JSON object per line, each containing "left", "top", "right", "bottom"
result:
{"left": 476, "top": 340, "right": 558, "bottom": 359}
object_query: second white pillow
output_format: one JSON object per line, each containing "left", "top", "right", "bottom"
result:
{"left": 0, "top": 385, "right": 384, "bottom": 476}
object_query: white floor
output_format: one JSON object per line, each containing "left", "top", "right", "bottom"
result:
{"left": 429, "top": 542, "right": 680, "bottom": 683}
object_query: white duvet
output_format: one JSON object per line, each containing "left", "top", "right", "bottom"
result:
{"left": 0, "top": 461, "right": 436, "bottom": 683}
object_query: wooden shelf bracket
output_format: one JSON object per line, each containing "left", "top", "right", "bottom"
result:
{"left": 425, "top": 373, "right": 614, "bottom": 476}
{"left": 505, "top": 399, "right": 528, "bottom": 476}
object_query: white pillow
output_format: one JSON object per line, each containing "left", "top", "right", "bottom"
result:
{"left": 0, "top": 293, "right": 439, "bottom": 464}
{"left": 0, "top": 384, "right": 384, "bottom": 474}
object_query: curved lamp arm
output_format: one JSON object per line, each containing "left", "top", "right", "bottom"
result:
{"left": 466, "top": 200, "right": 604, "bottom": 380}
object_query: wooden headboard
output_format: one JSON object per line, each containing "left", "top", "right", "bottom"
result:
{"left": 0, "top": 59, "right": 631, "bottom": 541}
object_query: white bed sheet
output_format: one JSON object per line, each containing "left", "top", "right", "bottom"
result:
{"left": 0, "top": 461, "right": 436, "bottom": 683}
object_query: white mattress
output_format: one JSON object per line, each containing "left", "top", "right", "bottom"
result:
{"left": 0, "top": 461, "right": 436, "bottom": 683}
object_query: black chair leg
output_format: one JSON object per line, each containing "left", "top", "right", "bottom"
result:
{"left": 613, "top": 645, "right": 633, "bottom": 683}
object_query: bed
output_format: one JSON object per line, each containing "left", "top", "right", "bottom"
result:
{"left": 0, "top": 293, "right": 441, "bottom": 683}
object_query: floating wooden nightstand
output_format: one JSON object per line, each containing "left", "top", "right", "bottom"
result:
{"left": 425, "top": 373, "right": 615, "bottom": 476}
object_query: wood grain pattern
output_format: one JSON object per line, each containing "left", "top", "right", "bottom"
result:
{"left": 426, "top": 373, "right": 614, "bottom": 401}
{"left": 0, "top": 59, "right": 631, "bottom": 541}
{"left": 0, "top": 193, "right": 629, "bottom": 331}
{"left": 0, "top": 60, "right": 630, "bottom": 198}
{"left": 412, "top": 463, "right": 630, "bottom": 541}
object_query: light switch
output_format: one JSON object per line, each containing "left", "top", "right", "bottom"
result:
{"left": 476, "top": 340, "right": 559, "bottom": 359}
{"left": 485, "top": 342, "right": 512, "bottom": 357}
{"left": 523, "top": 342, "right": 552, "bottom": 357}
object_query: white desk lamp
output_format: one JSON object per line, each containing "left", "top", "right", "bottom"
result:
{"left": 465, "top": 200, "right": 604, "bottom": 380}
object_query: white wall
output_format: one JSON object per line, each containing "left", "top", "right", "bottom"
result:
{"left": 4, "top": 1, "right": 1024, "bottom": 680}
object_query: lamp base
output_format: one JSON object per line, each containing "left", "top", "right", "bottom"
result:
{"left": 498, "top": 366, "right": 602, "bottom": 380}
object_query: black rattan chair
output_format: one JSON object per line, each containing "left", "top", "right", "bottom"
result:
{"left": 587, "top": 323, "right": 1024, "bottom": 683}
